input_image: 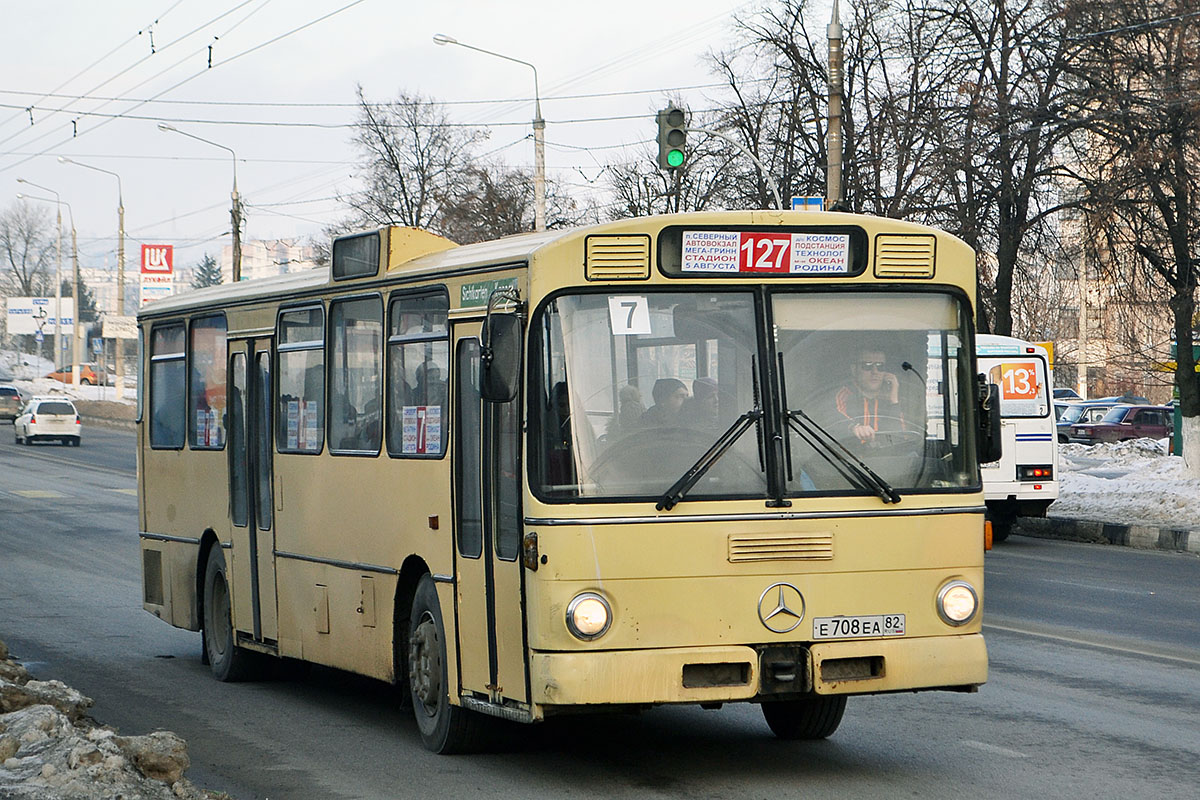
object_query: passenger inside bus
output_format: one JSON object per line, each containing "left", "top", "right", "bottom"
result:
{"left": 640, "top": 378, "right": 689, "bottom": 427}
{"left": 680, "top": 376, "right": 719, "bottom": 429}
{"left": 544, "top": 381, "right": 575, "bottom": 485}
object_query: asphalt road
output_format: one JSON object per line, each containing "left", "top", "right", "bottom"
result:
{"left": 2, "top": 427, "right": 1199, "bottom": 799}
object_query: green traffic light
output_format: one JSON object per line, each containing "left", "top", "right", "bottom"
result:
{"left": 667, "top": 149, "right": 684, "bottom": 168}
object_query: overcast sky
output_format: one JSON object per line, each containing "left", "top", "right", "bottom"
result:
{"left": 1, "top": 0, "right": 784, "bottom": 273}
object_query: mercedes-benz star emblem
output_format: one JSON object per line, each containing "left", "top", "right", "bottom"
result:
{"left": 757, "top": 582, "right": 805, "bottom": 634}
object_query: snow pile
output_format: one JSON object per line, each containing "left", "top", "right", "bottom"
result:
{"left": 0, "top": 639, "right": 218, "bottom": 800}
{"left": 1053, "top": 439, "right": 1200, "bottom": 529}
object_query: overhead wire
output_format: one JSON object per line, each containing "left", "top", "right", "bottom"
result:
{"left": 0, "top": 0, "right": 368, "bottom": 175}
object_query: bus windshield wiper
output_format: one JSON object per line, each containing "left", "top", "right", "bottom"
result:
{"left": 656, "top": 407, "right": 764, "bottom": 511}
{"left": 784, "top": 407, "right": 901, "bottom": 504}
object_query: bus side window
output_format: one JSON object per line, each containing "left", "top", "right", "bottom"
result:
{"left": 386, "top": 290, "right": 449, "bottom": 458}
{"left": 329, "top": 296, "right": 383, "bottom": 455}
{"left": 277, "top": 306, "right": 325, "bottom": 454}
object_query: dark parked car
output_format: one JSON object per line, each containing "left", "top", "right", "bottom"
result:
{"left": 1053, "top": 387, "right": 1082, "bottom": 401}
{"left": 1069, "top": 404, "right": 1173, "bottom": 445}
{"left": 1056, "top": 401, "right": 1119, "bottom": 443}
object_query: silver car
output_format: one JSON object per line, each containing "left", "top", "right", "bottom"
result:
{"left": 0, "top": 385, "right": 24, "bottom": 422}
{"left": 14, "top": 397, "right": 82, "bottom": 446}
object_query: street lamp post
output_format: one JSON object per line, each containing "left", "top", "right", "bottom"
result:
{"left": 17, "top": 189, "right": 80, "bottom": 386}
{"left": 59, "top": 156, "right": 126, "bottom": 394}
{"left": 157, "top": 123, "right": 243, "bottom": 281}
{"left": 16, "top": 179, "right": 63, "bottom": 372}
{"left": 433, "top": 33, "right": 546, "bottom": 232}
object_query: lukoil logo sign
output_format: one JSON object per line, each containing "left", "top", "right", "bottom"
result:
{"left": 141, "top": 244, "right": 174, "bottom": 274}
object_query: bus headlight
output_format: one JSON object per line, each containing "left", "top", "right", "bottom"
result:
{"left": 936, "top": 580, "right": 979, "bottom": 626}
{"left": 566, "top": 592, "right": 612, "bottom": 640}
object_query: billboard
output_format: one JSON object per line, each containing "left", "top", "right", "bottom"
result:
{"left": 140, "top": 243, "right": 174, "bottom": 306}
{"left": 4, "top": 296, "right": 76, "bottom": 335}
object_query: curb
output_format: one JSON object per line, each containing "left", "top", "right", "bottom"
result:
{"left": 1016, "top": 515, "right": 1200, "bottom": 555}
{"left": 80, "top": 415, "right": 136, "bottom": 431}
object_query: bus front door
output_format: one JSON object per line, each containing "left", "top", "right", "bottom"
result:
{"left": 452, "top": 328, "right": 528, "bottom": 708}
{"left": 227, "top": 339, "right": 279, "bottom": 647}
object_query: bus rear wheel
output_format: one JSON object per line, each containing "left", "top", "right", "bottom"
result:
{"left": 761, "top": 695, "right": 847, "bottom": 740}
{"left": 202, "top": 547, "right": 260, "bottom": 681}
{"left": 408, "top": 575, "right": 488, "bottom": 754}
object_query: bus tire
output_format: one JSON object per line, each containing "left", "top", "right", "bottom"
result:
{"left": 202, "top": 547, "right": 260, "bottom": 682}
{"left": 761, "top": 695, "right": 847, "bottom": 740}
{"left": 408, "top": 575, "right": 487, "bottom": 754}
{"left": 991, "top": 517, "right": 1012, "bottom": 543}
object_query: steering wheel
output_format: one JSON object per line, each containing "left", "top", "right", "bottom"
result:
{"left": 587, "top": 426, "right": 762, "bottom": 490}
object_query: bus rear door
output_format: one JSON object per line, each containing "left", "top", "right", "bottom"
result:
{"left": 228, "top": 338, "right": 279, "bottom": 646}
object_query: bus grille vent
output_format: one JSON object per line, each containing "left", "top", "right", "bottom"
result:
{"left": 874, "top": 234, "right": 936, "bottom": 278}
{"left": 728, "top": 533, "right": 834, "bottom": 562}
{"left": 585, "top": 235, "right": 651, "bottom": 280}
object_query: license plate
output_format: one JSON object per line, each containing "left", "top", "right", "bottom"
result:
{"left": 813, "top": 614, "right": 906, "bottom": 640}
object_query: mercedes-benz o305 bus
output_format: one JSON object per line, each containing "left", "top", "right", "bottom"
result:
{"left": 976, "top": 335, "right": 1058, "bottom": 542}
{"left": 138, "top": 211, "right": 998, "bottom": 753}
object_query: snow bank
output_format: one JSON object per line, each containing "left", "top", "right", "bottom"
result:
{"left": 1053, "top": 439, "right": 1200, "bottom": 529}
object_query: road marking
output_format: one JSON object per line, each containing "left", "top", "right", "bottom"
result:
{"left": 11, "top": 489, "right": 66, "bottom": 498}
{"left": 985, "top": 621, "right": 1200, "bottom": 666}
{"left": 111, "top": 488, "right": 137, "bottom": 495}
{"left": 964, "top": 740, "right": 1028, "bottom": 759}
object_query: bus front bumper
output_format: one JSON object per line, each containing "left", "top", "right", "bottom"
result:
{"left": 529, "top": 633, "right": 987, "bottom": 707}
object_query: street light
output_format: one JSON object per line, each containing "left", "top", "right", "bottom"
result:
{"left": 59, "top": 155, "right": 126, "bottom": 395}
{"left": 16, "top": 178, "right": 63, "bottom": 373}
{"left": 433, "top": 33, "right": 546, "bottom": 232}
{"left": 17, "top": 189, "right": 81, "bottom": 386}
{"left": 157, "top": 123, "right": 243, "bottom": 282}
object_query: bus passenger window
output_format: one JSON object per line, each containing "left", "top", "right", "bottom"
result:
{"left": 277, "top": 306, "right": 325, "bottom": 454}
{"left": 386, "top": 291, "right": 449, "bottom": 458}
{"left": 329, "top": 297, "right": 383, "bottom": 455}
{"left": 150, "top": 323, "right": 186, "bottom": 449}
{"left": 188, "top": 315, "right": 227, "bottom": 449}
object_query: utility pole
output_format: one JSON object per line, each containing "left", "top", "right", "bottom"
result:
{"left": 827, "top": 0, "right": 844, "bottom": 207}
{"left": 433, "top": 34, "right": 546, "bottom": 231}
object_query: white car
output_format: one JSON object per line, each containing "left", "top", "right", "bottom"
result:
{"left": 14, "top": 397, "right": 82, "bottom": 446}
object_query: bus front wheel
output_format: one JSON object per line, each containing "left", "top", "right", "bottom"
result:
{"left": 761, "top": 695, "right": 847, "bottom": 740}
{"left": 202, "top": 547, "right": 260, "bottom": 681}
{"left": 408, "top": 575, "right": 488, "bottom": 754}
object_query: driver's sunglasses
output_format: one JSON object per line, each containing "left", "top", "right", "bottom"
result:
{"left": 856, "top": 361, "right": 886, "bottom": 371}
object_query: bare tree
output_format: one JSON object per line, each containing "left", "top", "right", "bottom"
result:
{"left": 0, "top": 200, "right": 52, "bottom": 298}
{"left": 916, "top": 0, "right": 1087, "bottom": 335}
{"left": 343, "top": 86, "right": 486, "bottom": 231}
{"left": 1064, "top": 0, "right": 1200, "bottom": 471}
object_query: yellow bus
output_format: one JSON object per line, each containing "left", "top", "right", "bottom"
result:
{"left": 138, "top": 211, "right": 998, "bottom": 753}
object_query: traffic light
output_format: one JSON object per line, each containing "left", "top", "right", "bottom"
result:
{"left": 656, "top": 105, "right": 687, "bottom": 170}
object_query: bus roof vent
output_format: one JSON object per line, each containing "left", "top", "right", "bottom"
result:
{"left": 874, "top": 234, "right": 936, "bottom": 278}
{"left": 728, "top": 532, "right": 833, "bottom": 563}
{"left": 585, "top": 234, "right": 651, "bottom": 280}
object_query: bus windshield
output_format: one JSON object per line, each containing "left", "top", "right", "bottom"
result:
{"left": 532, "top": 289, "right": 977, "bottom": 501}
{"left": 774, "top": 291, "right": 976, "bottom": 495}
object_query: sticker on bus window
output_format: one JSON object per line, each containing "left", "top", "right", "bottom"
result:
{"left": 681, "top": 231, "right": 850, "bottom": 274}
{"left": 302, "top": 400, "right": 320, "bottom": 449}
{"left": 402, "top": 405, "right": 442, "bottom": 454}
{"left": 286, "top": 400, "right": 300, "bottom": 449}
{"left": 608, "top": 296, "right": 652, "bottom": 336}
{"left": 998, "top": 361, "right": 1040, "bottom": 401}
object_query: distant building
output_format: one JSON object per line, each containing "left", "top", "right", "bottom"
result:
{"left": 221, "top": 239, "right": 321, "bottom": 282}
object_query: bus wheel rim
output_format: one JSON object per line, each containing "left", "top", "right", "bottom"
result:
{"left": 409, "top": 614, "right": 441, "bottom": 714}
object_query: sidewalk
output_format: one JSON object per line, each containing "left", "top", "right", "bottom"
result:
{"left": 1016, "top": 514, "right": 1200, "bottom": 555}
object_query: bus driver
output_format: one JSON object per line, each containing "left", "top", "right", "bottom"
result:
{"left": 834, "top": 347, "right": 906, "bottom": 446}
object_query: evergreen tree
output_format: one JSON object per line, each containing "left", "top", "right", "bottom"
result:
{"left": 190, "top": 253, "right": 223, "bottom": 289}
{"left": 60, "top": 278, "right": 98, "bottom": 322}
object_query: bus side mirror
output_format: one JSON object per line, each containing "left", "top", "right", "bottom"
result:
{"left": 481, "top": 313, "right": 523, "bottom": 403}
{"left": 977, "top": 374, "right": 1002, "bottom": 464}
